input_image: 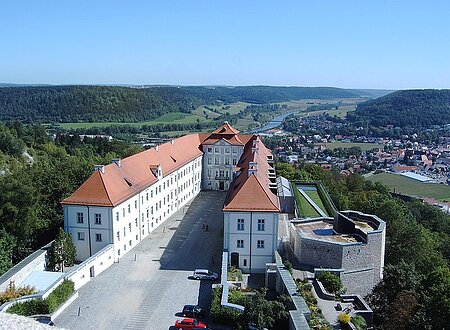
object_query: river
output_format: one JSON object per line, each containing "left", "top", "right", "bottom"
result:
{"left": 248, "top": 111, "right": 299, "bottom": 133}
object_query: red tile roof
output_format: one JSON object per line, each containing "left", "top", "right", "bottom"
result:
{"left": 63, "top": 123, "right": 280, "bottom": 213}
{"left": 223, "top": 136, "right": 280, "bottom": 212}
{"left": 62, "top": 133, "right": 203, "bottom": 207}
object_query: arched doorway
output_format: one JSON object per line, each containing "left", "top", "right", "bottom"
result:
{"left": 230, "top": 252, "right": 239, "bottom": 268}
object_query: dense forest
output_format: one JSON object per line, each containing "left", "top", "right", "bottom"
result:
{"left": 348, "top": 89, "right": 450, "bottom": 128}
{"left": 0, "top": 122, "right": 143, "bottom": 276}
{"left": 0, "top": 86, "right": 362, "bottom": 123}
{"left": 276, "top": 162, "right": 450, "bottom": 329}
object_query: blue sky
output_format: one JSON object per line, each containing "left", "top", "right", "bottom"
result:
{"left": 1, "top": 1, "right": 449, "bottom": 89}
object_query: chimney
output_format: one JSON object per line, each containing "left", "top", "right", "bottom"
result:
{"left": 155, "top": 145, "right": 159, "bottom": 152}
{"left": 111, "top": 158, "right": 121, "bottom": 167}
{"left": 94, "top": 165, "right": 105, "bottom": 174}
{"left": 171, "top": 140, "right": 174, "bottom": 145}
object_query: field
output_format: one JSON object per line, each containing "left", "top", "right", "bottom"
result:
{"left": 59, "top": 112, "right": 210, "bottom": 129}
{"left": 56, "top": 97, "right": 365, "bottom": 133}
{"left": 367, "top": 172, "right": 450, "bottom": 200}
{"left": 318, "top": 142, "right": 383, "bottom": 151}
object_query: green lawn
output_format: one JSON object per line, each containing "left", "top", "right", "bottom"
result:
{"left": 368, "top": 172, "right": 450, "bottom": 200}
{"left": 293, "top": 185, "right": 321, "bottom": 218}
{"left": 58, "top": 112, "right": 210, "bottom": 129}
{"left": 318, "top": 142, "right": 383, "bottom": 151}
{"left": 305, "top": 190, "right": 330, "bottom": 216}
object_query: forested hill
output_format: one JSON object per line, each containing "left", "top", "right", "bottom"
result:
{"left": 348, "top": 89, "right": 450, "bottom": 128}
{"left": 0, "top": 86, "right": 204, "bottom": 123}
{"left": 0, "top": 85, "right": 361, "bottom": 123}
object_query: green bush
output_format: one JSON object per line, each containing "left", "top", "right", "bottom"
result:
{"left": 7, "top": 280, "right": 75, "bottom": 316}
{"left": 46, "top": 280, "right": 74, "bottom": 313}
{"left": 318, "top": 271, "right": 344, "bottom": 295}
{"left": 210, "top": 287, "right": 243, "bottom": 328}
{"left": 7, "top": 299, "right": 49, "bottom": 316}
{"left": 351, "top": 315, "right": 367, "bottom": 330}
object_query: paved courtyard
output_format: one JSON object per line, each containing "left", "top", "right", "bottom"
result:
{"left": 56, "top": 191, "right": 226, "bottom": 330}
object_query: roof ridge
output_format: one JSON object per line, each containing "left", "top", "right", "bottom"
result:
{"left": 97, "top": 170, "right": 114, "bottom": 206}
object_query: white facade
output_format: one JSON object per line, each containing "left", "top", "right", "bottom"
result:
{"left": 223, "top": 211, "right": 279, "bottom": 273}
{"left": 202, "top": 140, "right": 244, "bottom": 191}
{"left": 64, "top": 156, "right": 203, "bottom": 261}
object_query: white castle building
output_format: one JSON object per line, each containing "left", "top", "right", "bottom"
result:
{"left": 62, "top": 123, "right": 280, "bottom": 273}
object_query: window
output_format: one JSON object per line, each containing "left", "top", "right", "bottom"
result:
{"left": 135, "top": 200, "right": 137, "bottom": 209}
{"left": 214, "top": 147, "right": 219, "bottom": 153}
{"left": 243, "top": 259, "right": 247, "bottom": 266}
{"left": 159, "top": 186, "right": 161, "bottom": 193}
{"left": 116, "top": 231, "right": 120, "bottom": 241}
{"left": 122, "top": 208, "right": 125, "bottom": 217}
{"left": 77, "top": 212, "right": 84, "bottom": 224}
{"left": 207, "top": 147, "right": 212, "bottom": 152}
{"left": 129, "top": 240, "right": 132, "bottom": 246}
{"left": 95, "top": 213, "right": 101, "bottom": 225}
{"left": 225, "top": 158, "right": 229, "bottom": 165}
{"left": 215, "top": 158, "right": 219, "bottom": 165}
{"left": 232, "top": 158, "right": 237, "bottom": 165}
{"left": 257, "top": 219, "right": 265, "bottom": 231}
{"left": 207, "top": 157, "right": 212, "bottom": 165}
{"left": 225, "top": 148, "right": 230, "bottom": 153}
{"left": 116, "top": 212, "right": 119, "bottom": 221}
{"left": 237, "top": 219, "right": 244, "bottom": 231}
{"left": 123, "top": 227, "right": 126, "bottom": 237}
{"left": 146, "top": 209, "right": 149, "bottom": 218}
{"left": 77, "top": 232, "right": 85, "bottom": 240}
{"left": 237, "top": 240, "right": 244, "bottom": 248}
{"left": 136, "top": 234, "right": 138, "bottom": 241}
{"left": 233, "top": 148, "right": 237, "bottom": 154}
{"left": 128, "top": 204, "right": 131, "bottom": 213}
{"left": 257, "top": 240, "right": 265, "bottom": 248}
{"left": 146, "top": 193, "right": 149, "bottom": 201}
{"left": 151, "top": 190, "right": 153, "bottom": 198}
{"left": 129, "top": 223, "right": 131, "bottom": 232}
{"left": 135, "top": 218, "right": 138, "bottom": 227}
{"left": 96, "top": 234, "right": 102, "bottom": 242}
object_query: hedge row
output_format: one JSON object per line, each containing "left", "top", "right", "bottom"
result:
{"left": 7, "top": 280, "right": 75, "bottom": 316}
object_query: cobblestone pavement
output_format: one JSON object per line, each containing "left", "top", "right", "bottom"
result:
{"left": 55, "top": 191, "right": 226, "bottom": 330}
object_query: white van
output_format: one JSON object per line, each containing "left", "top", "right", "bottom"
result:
{"left": 193, "top": 269, "right": 218, "bottom": 280}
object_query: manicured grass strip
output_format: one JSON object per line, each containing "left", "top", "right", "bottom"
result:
{"left": 305, "top": 190, "right": 330, "bottom": 216}
{"left": 293, "top": 185, "right": 321, "bottom": 218}
{"left": 367, "top": 172, "right": 450, "bottom": 200}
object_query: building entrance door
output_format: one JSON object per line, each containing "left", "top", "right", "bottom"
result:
{"left": 230, "top": 252, "right": 239, "bottom": 268}
{"left": 219, "top": 181, "right": 224, "bottom": 190}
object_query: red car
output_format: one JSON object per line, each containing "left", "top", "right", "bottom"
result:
{"left": 175, "top": 318, "right": 207, "bottom": 329}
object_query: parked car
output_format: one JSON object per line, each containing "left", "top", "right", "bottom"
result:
{"left": 175, "top": 318, "right": 207, "bottom": 329}
{"left": 192, "top": 269, "right": 218, "bottom": 281}
{"left": 182, "top": 305, "right": 206, "bottom": 318}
